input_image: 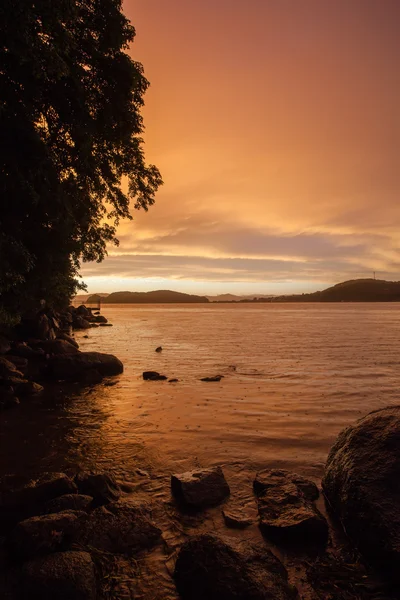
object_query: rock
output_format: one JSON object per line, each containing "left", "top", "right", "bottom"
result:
{"left": 0, "top": 356, "right": 24, "bottom": 378}
{"left": 168, "top": 378, "right": 179, "bottom": 383}
{"left": 22, "top": 551, "right": 96, "bottom": 600}
{"left": 73, "top": 316, "right": 91, "bottom": 329}
{"left": 74, "top": 500, "right": 161, "bottom": 555}
{"left": 9, "top": 511, "right": 84, "bottom": 560}
{"left": 222, "top": 509, "right": 253, "bottom": 529}
{"left": 56, "top": 333, "right": 79, "bottom": 348}
{"left": 42, "top": 339, "right": 80, "bottom": 355}
{"left": 0, "top": 472, "right": 77, "bottom": 527}
{"left": 75, "top": 471, "right": 120, "bottom": 505}
{"left": 0, "top": 335, "right": 11, "bottom": 354}
{"left": 201, "top": 375, "right": 224, "bottom": 382}
{"left": 254, "top": 470, "right": 327, "bottom": 545}
{"left": 155, "top": 346, "right": 162, "bottom": 352}
{"left": 93, "top": 315, "right": 108, "bottom": 323}
{"left": 171, "top": 466, "right": 230, "bottom": 508}
{"left": 5, "top": 355, "right": 29, "bottom": 370}
{"left": 79, "top": 369, "right": 103, "bottom": 385}
{"left": 143, "top": 371, "right": 167, "bottom": 381}
{"left": 322, "top": 405, "right": 400, "bottom": 581}
{"left": 14, "top": 380, "right": 44, "bottom": 396}
{"left": 174, "top": 534, "right": 296, "bottom": 600}
{"left": 48, "top": 351, "right": 123, "bottom": 380}
{"left": 75, "top": 305, "right": 90, "bottom": 317}
{"left": 10, "top": 342, "right": 44, "bottom": 358}
{"left": 0, "top": 391, "right": 20, "bottom": 410}
{"left": 43, "top": 494, "right": 94, "bottom": 514}
{"left": 99, "top": 322, "right": 113, "bottom": 326}
{"left": 254, "top": 469, "right": 319, "bottom": 501}
{"left": 37, "top": 314, "right": 52, "bottom": 340}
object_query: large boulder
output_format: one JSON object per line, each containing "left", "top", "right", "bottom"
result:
{"left": 75, "top": 471, "right": 120, "bottom": 505}
{"left": 9, "top": 511, "right": 84, "bottom": 560}
{"left": 43, "top": 494, "right": 94, "bottom": 514}
{"left": 57, "top": 333, "right": 79, "bottom": 348}
{"left": 171, "top": 466, "right": 230, "bottom": 508}
{"left": 74, "top": 500, "right": 162, "bottom": 555}
{"left": 174, "top": 534, "right": 296, "bottom": 600}
{"left": 73, "top": 316, "right": 91, "bottom": 329}
{"left": 254, "top": 469, "right": 327, "bottom": 546}
{"left": 41, "top": 339, "right": 80, "bottom": 355}
{"left": 323, "top": 405, "right": 400, "bottom": 581}
{"left": 0, "top": 472, "right": 77, "bottom": 529}
{"left": 22, "top": 551, "right": 96, "bottom": 600}
{"left": 48, "top": 351, "right": 123, "bottom": 380}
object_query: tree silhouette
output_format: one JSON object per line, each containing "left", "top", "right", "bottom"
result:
{"left": 0, "top": 0, "right": 162, "bottom": 323}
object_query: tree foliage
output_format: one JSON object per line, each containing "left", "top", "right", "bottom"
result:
{"left": 0, "top": 0, "right": 162, "bottom": 321}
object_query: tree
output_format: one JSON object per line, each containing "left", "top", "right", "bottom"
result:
{"left": 0, "top": 0, "right": 162, "bottom": 323}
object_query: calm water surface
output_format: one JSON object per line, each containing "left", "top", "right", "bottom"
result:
{"left": 2, "top": 303, "right": 400, "bottom": 480}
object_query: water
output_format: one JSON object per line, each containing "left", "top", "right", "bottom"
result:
{"left": 2, "top": 303, "right": 399, "bottom": 597}
{"left": 3, "top": 303, "right": 400, "bottom": 480}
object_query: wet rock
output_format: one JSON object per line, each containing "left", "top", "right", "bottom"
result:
{"left": 155, "top": 346, "right": 162, "bottom": 352}
{"left": 57, "top": 332, "right": 79, "bottom": 348}
{"left": 0, "top": 472, "right": 77, "bottom": 527}
{"left": 0, "top": 335, "right": 11, "bottom": 354}
{"left": 5, "top": 355, "right": 29, "bottom": 371}
{"left": 74, "top": 500, "right": 161, "bottom": 555}
{"left": 22, "top": 551, "right": 96, "bottom": 600}
{"left": 9, "top": 511, "right": 84, "bottom": 560}
{"left": 99, "top": 322, "right": 113, "bottom": 326}
{"left": 171, "top": 466, "right": 230, "bottom": 508}
{"left": 254, "top": 470, "right": 328, "bottom": 545}
{"left": 43, "top": 494, "right": 94, "bottom": 514}
{"left": 323, "top": 405, "right": 400, "bottom": 581}
{"left": 10, "top": 342, "right": 44, "bottom": 359}
{"left": 75, "top": 471, "right": 120, "bottom": 505}
{"left": 14, "top": 380, "right": 44, "bottom": 396}
{"left": 79, "top": 369, "right": 103, "bottom": 386}
{"left": 222, "top": 508, "right": 254, "bottom": 529}
{"left": 42, "top": 339, "right": 80, "bottom": 355}
{"left": 254, "top": 469, "right": 319, "bottom": 501}
{"left": 174, "top": 534, "right": 296, "bottom": 600}
{"left": 93, "top": 314, "right": 108, "bottom": 323}
{"left": 168, "top": 378, "right": 179, "bottom": 383}
{"left": 73, "top": 316, "right": 91, "bottom": 329}
{"left": 0, "top": 356, "right": 23, "bottom": 378}
{"left": 143, "top": 371, "right": 167, "bottom": 380}
{"left": 48, "top": 351, "right": 123, "bottom": 380}
{"left": 201, "top": 375, "right": 224, "bottom": 382}
{"left": 75, "top": 305, "right": 90, "bottom": 317}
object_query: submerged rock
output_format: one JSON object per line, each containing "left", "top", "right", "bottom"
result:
{"left": 22, "top": 551, "right": 96, "bottom": 600}
{"left": 323, "top": 405, "right": 400, "bottom": 581}
{"left": 200, "top": 375, "right": 224, "bottom": 382}
{"left": 174, "top": 534, "right": 296, "bottom": 600}
{"left": 143, "top": 371, "right": 167, "bottom": 381}
{"left": 171, "top": 466, "right": 230, "bottom": 508}
{"left": 155, "top": 346, "right": 162, "bottom": 352}
{"left": 43, "top": 494, "right": 94, "bottom": 514}
{"left": 74, "top": 500, "right": 161, "bottom": 555}
{"left": 9, "top": 511, "right": 83, "bottom": 560}
{"left": 48, "top": 351, "right": 123, "bottom": 380}
{"left": 75, "top": 471, "right": 120, "bottom": 505}
{"left": 254, "top": 469, "right": 327, "bottom": 545}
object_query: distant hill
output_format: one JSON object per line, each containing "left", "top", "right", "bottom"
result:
{"left": 206, "top": 294, "right": 275, "bottom": 302}
{"left": 88, "top": 290, "right": 209, "bottom": 304}
{"left": 270, "top": 279, "right": 400, "bottom": 303}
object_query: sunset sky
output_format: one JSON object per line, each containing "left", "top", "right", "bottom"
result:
{"left": 82, "top": 0, "right": 400, "bottom": 295}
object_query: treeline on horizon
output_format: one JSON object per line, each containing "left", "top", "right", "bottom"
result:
{"left": 0, "top": 0, "right": 162, "bottom": 329}
{"left": 86, "top": 279, "right": 400, "bottom": 304}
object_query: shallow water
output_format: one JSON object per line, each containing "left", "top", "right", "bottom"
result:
{"left": 1, "top": 303, "right": 399, "bottom": 598}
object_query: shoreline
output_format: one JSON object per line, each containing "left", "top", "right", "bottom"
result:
{"left": 0, "top": 305, "right": 399, "bottom": 599}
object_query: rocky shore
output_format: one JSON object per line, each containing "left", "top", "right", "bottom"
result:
{"left": 0, "top": 305, "right": 122, "bottom": 412}
{"left": 1, "top": 308, "right": 399, "bottom": 599}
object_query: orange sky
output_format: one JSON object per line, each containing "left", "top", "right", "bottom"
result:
{"left": 82, "top": 0, "right": 400, "bottom": 294}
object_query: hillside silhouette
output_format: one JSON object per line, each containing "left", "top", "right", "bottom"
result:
{"left": 270, "top": 279, "right": 400, "bottom": 302}
{"left": 88, "top": 290, "right": 209, "bottom": 304}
